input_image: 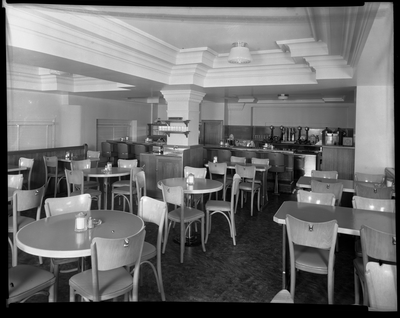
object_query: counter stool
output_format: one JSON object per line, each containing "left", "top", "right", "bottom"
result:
{"left": 101, "top": 142, "right": 117, "bottom": 165}
{"left": 268, "top": 153, "right": 285, "bottom": 195}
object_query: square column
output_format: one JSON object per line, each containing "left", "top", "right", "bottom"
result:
{"left": 161, "top": 86, "right": 205, "bottom": 146}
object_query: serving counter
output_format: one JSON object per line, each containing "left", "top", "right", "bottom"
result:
{"left": 203, "top": 145, "right": 295, "bottom": 193}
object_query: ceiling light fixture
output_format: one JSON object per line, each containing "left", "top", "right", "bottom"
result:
{"left": 278, "top": 94, "right": 289, "bottom": 100}
{"left": 228, "top": 42, "right": 252, "bottom": 64}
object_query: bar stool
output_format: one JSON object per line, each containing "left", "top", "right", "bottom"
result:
{"left": 101, "top": 142, "right": 117, "bottom": 165}
{"left": 117, "top": 143, "right": 134, "bottom": 160}
{"left": 269, "top": 153, "right": 285, "bottom": 195}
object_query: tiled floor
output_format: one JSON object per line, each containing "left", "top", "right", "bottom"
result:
{"left": 8, "top": 184, "right": 366, "bottom": 309}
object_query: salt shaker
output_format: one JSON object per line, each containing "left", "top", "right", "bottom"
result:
{"left": 75, "top": 212, "right": 87, "bottom": 232}
{"left": 87, "top": 217, "right": 94, "bottom": 229}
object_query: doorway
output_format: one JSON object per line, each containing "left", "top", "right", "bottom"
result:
{"left": 200, "top": 120, "right": 223, "bottom": 145}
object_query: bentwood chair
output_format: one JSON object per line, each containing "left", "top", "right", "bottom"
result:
{"left": 161, "top": 183, "right": 206, "bottom": 263}
{"left": 354, "top": 183, "right": 393, "bottom": 199}
{"left": 286, "top": 215, "right": 338, "bottom": 304}
{"left": 353, "top": 225, "right": 397, "bottom": 307}
{"left": 44, "top": 194, "right": 92, "bottom": 302}
{"left": 111, "top": 167, "right": 143, "bottom": 213}
{"left": 112, "top": 159, "right": 138, "bottom": 189}
{"left": 69, "top": 228, "right": 146, "bottom": 302}
{"left": 249, "top": 157, "right": 270, "bottom": 201}
{"left": 311, "top": 179, "right": 344, "bottom": 206}
{"left": 71, "top": 159, "right": 100, "bottom": 190}
{"left": 135, "top": 171, "right": 147, "bottom": 203}
{"left": 205, "top": 174, "right": 240, "bottom": 245}
{"left": 354, "top": 172, "right": 385, "bottom": 184}
{"left": 365, "top": 262, "right": 397, "bottom": 311}
{"left": 352, "top": 196, "right": 396, "bottom": 258}
{"left": 43, "top": 156, "right": 66, "bottom": 197}
{"left": 269, "top": 152, "right": 285, "bottom": 195}
{"left": 8, "top": 265, "right": 55, "bottom": 305}
{"left": 19, "top": 157, "right": 34, "bottom": 190}
{"left": 133, "top": 196, "right": 167, "bottom": 301}
{"left": 207, "top": 161, "right": 228, "bottom": 201}
{"left": 235, "top": 164, "right": 261, "bottom": 216}
{"left": 9, "top": 185, "right": 46, "bottom": 267}
{"left": 227, "top": 155, "right": 246, "bottom": 180}
{"left": 311, "top": 170, "right": 338, "bottom": 179}
{"left": 8, "top": 174, "right": 24, "bottom": 215}
{"left": 65, "top": 169, "right": 102, "bottom": 209}
{"left": 184, "top": 166, "right": 207, "bottom": 209}
{"left": 297, "top": 190, "right": 336, "bottom": 206}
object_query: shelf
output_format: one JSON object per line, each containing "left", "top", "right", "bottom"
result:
{"left": 165, "top": 120, "right": 190, "bottom": 127}
{"left": 164, "top": 131, "right": 190, "bottom": 137}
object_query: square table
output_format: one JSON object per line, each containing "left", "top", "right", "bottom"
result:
{"left": 273, "top": 201, "right": 396, "bottom": 289}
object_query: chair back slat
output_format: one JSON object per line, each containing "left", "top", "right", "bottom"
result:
{"left": 235, "top": 164, "right": 256, "bottom": 180}
{"left": 355, "top": 183, "right": 393, "bottom": 199}
{"left": 8, "top": 174, "right": 24, "bottom": 189}
{"left": 118, "top": 159, "right": 138, "bottom": 168}
{"left": 361, "top": 225, "right": 397, "bottom": 265}
{"left": 297, "top": 190, "right": 335, "bottom": 206}
{"left": 44, "top": 193, "right": 92, "bottom": 217}
{"left": 286, "top": 215, "right": 338, "bottom": 250}
{"left": 71, "top": 159, "right": 91, "bottom": 171}
{"left": 230, "top": 156, "right": 246, "bottom": 164}
{"left": 311, "top": 170, "right": 338, "bottom": 179}
{"left": 352, "top": 196, "right": 395, "bottom": 212}
{"left": 184, "top": 166, "right": 207, "bottom": 178}
{"left": 311, "top": 179, "right": 343, "bottom": 206}
{"left": 354, "top": 172, "right": 385, "bottom": 184}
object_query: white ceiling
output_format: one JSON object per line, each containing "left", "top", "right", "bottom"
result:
{"left": 6, "top": 4, "right": 393, "bottom": 103}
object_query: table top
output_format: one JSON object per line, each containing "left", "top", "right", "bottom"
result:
{"left": 16, "top": 210, "right": 144, "bottom": 258}
{"left": 273, "top": 201, "right": 396, "bottom": 236}
{"left": 8, "top": 165, "right": 28, "bottom": 172}
{"left": 157, "top": 178, "right": 223, "bottom": 194}
{"left": 205, "top": 162, "right": 270, "bottom": 172}
{"left": 82, "top": 167, "right": 131, "bottom": 178}
{"left": 58, "top": 156, "right": 100, "bottom": 163}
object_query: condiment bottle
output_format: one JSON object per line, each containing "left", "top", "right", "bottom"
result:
{"left": 75, "top": 212, "right": 87, "bottom": 232}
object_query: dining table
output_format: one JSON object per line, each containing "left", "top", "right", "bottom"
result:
{"left": 81, "top": 167, "right": 131, "bottom": 209}
{"left": 8, "top": 165, "right": 28, "bottom": 173}
{"left": 157, "top": 177, "right": 223, "bottom": 246}
{"left": 16, "top": 209, "right": 144, "bottom": 301}
{"left": 273, "top": 200, "right": 396, "bottom": 289}
{"left": 205, "top": 162, "right": 271, "bottom": 208}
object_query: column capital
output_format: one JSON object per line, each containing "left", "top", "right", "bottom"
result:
{"left": 161, "top": 85, "right": 206, "bottom": 104}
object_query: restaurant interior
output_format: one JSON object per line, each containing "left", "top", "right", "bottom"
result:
{"left": 6, "top": 3, "right": 396, "bottom": 309}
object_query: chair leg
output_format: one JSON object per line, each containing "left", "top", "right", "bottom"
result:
{"left": 250, "top": 192, "right": 254, "bottom": 216}
{"left": 328, "top": 271, "right": 334, "bottom": 304}
{"left": 354, "top": 268, "right": 360, "bottom": 304}
{"left": 274, "top": 172, "right": 280, "bottom": 195}
{"left": 180, "top": 222, "right": 185, "bottom": 263}
{"left": 201, "top": 217, "right": 206, "bottom": 252}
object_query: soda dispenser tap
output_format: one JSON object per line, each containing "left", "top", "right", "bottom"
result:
{"left": 296, "top": 126, "right": 302, "bottom": 143}
{"left": 304, "top": 127, "right": 309, "bottom": 144}
{"left": 280, "top": 126, "right": 285, "bottom": 141}
{"left": 269, "top": 125, "right": 274, "bottom": 142}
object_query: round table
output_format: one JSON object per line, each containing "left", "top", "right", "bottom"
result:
{"left": 157, "top": 177, "right": 223, "bottom": 246}
{"left": 16, "top": 210, "right": 144, "bottom": 259}
{"left": 82, "top": 167, "right": 131, "bottom": 209}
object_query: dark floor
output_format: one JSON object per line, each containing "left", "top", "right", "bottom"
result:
{"left": 8, "top": 182, "right": 367, "bottom": 310}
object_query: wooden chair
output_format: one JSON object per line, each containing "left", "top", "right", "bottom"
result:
{"left": 19, "top": 157, "right": 34, "bottom": 190}
{"left": 44, "top": 194, "right": 91, "bottom": 302}
{"left": 268, "top": 152, "right": 285, "bottom": 195}
{"left": 117, "top": 142, "right": 134, "bottom": 159}
{"left": 352, "top": 196, "right": 396, "bottom": 257}
{"left": 71, "top": 159, "right": 100, "bottom": 190}
{"left": 160, "top": 183, "right": 206, "bottom": 263}
{"left": 311, "top": 170, "right": 338, "bottom": 179}
{"left": 250, "top": 157, "right": 270, "bottom": 201}
{"left": 207, "top": 161, "right": 228, "bottom": 201}
{"left": 286, "top": 215, "right": 338, "bottom": 304}
{"left": 352, "top": 196, "right": 395, "bottom": 213}
{"left": 297, "top": 190, "right": 336, "bottom": 206}
{"left": 133, "top": 196, "right": 167, "bottom": 301}
{"left": 8, "top": 185, "right": 46, "bottom": 267}
{"left": 354, "top": 172, "right": 385, "bottom": 184}
{"left": 270, "top": 289, "right": 294, "bottom": 303}
{"left": 184, "top": 166, "right": 207, "bottom": 209}
{"left": 8, "top": 265, "right": 55, "bottom": 305}
{"left": 354, "top": 183, "right": 393, "bottom": 199}
{"left": 205, "top": 174, "right": 240, "bottom": 245}
{"left": 69, "top": 227, "right": 146, "bottom": 302}
{"left": 43, "top": 156, "right": 66, "bottom": 198}
{"left": 235, "top": 164, "right": 261, "bottom": 216}
{"left": 311, "top": 179, "right": 344, "bottom": 206}
{"left": 65, "top": 169, "right": 102, "bottom": 209}
{"left": 112, "top": 159, "right": 138, "bottom": 189}
{"left": 135, "top": 171, "right": 147, "bottom": 203}
{"left": 353, "top": 225, "right": 397, "bottom": 307}
{"left": 111, "top": 167, "right": 143, "bottom": 213}
{"left": 365, "top": 262, "right": 397, "bottom": 311}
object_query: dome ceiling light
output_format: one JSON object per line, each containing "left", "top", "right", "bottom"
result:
{"left": 228, "top": 42, "right": 252, "bottom": 64}
{"left": 278, "top": 94, "right": 289, "bottom": 100}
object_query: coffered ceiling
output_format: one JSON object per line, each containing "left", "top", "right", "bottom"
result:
{"left": 5, "top": 3, "right": 393, "bottom": 104}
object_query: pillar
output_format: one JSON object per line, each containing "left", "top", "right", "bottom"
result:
{"left": 161, "top": 85, "right": 206, "bottom": 146}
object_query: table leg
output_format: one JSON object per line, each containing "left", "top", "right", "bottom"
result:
{"left": 282, "top": 224, "right": 287, "bottom": 289}
{"left": 103, "top": 177, "right": 109, "bottom": 209}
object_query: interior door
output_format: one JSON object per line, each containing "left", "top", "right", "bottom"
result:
{"left": 200, "top": 120, "right": 223, "bottom": 145}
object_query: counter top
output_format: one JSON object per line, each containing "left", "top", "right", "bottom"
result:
{"left": 322, "top": 145, "right": 355, "bottom": 149}
{"left": 204, "top": 145, "right": 294, "bottom": 154}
